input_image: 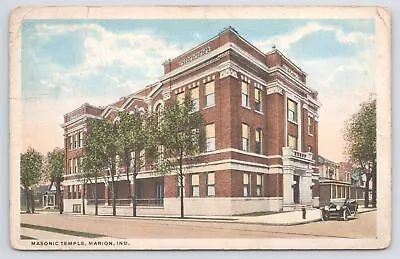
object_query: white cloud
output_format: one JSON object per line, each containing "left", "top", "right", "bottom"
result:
{"left": 33, "top": 23, "right": 189, "bottom": 97}
{"left": 253, "top": 22, "right": 372, "bottom": 52}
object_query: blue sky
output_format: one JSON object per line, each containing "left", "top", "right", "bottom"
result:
{"left": 21, "top": 19, "right": 375, "bottom": 161}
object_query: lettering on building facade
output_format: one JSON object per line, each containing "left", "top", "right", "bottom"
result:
{"left": 179, "top": 47, "right": 211, "bottom": 66}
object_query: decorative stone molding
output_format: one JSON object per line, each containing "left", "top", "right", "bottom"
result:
{"left": 240, "top": 74, "right": 251, "bottom": 83}
{"left": 254, "top": 82, "right": 263, "bottom": 90}
{"left": 219, "top": 68, "right": 238, "bottom": 79}
{"left": 282, "top": 64, "right": 300, "bottom": 80}
{"left": 266, "top": 85, "right": 283, "bottom": 95}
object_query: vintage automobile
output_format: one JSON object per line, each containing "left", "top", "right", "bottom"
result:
{"left": 320, "top": 198, "right": 358, "bottom": 221}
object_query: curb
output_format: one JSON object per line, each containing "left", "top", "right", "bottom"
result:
{"left": 358, "top": 209, "right": 377, "bottom": 214}
{"left": 63, "top": 212, "right": 324, "bottom": 226}
{"left": 236, "top": 218, "right": 322, "bottom": 226}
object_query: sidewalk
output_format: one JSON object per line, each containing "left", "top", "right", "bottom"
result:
{"left": 236, "top": 209, "right": 322, "bottom": 226}
{"left": 44, "top": 206, "right": 376, "bottom": 227}
{"left": 62, "top": 208, "right": 322, "bottom": 226}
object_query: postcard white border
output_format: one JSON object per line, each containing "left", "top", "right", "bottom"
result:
{"left": 9, "top": 5, "right": 391, "bottom": 250}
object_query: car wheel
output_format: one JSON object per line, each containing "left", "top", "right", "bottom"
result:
{"left": 343, "top": 210, "right": 348, "bottom": 221}
{"left": 353, "top": 209, "right": 358, "bottom": 219}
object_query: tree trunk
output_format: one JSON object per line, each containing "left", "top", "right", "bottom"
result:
{"left": 82, "top": 182, "right": 86, "bottom": 215}
{"left": 111, "top": 162, "right": 117, "bottom": 216}
{"left": 30, "top": 189, "right": 35, "bottom": 214}
{"left": 372, "top": 162, "right": 377, "bottom": 208}
{"left": 24, "top": 188, "right": 30, "bottom": 213}
{"left": 179, "top": 151, "right": 184, "bottom": 218}
{"left": 132, "top": 153, "right": 138, "bottom": 217}
{"left": 56, "top": 181, "right": 63, "bottom": 214}
{"left": 364, "top": 176, "right": 370, "bottom": 208}
{"left": 132, "top": 174, "right": 137, "bottom": 217}
{"left": 94, "top": 175, "right": 98, "bottom": 216}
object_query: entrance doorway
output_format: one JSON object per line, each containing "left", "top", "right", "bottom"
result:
{"left": 293, "top": 175, "right": 300, "bottom": 204}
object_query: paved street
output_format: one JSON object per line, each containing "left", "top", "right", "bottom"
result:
{"left": 20, "top": 211, "right": 376, "bottom": 239}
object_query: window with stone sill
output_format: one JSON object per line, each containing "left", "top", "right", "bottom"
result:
{"left": 79, "top": 131, "right": 84, "bottom": 147}
{"left": 243, "top": 172, "right": 250, "bottom": 197}
{"left": 256, "top": 174, "right": 263, "bottom": 197}
{"left": 68, "top": 136, "right": 73, "bottom": 150}
{"left": 205, "top": 81, "right": 215, "bottom": 107}
{"left": 255, "top": 128, "right": 262, "bottom": 154}
{"left": 287, "top": 98, "right": 298, "bottom": 123}
{"left": 191, "top": 174, "right": 200, "bottom": 197}
{"left": 68, "top": 159, "right": 73, "bottom": 174}
{"left": 241, "top": 81, "right": 249, "bottom": 107}
{"left": 190, "top": 87, "right": 200, "bottom": 111}
{"left": 255, "top": 88, "right": 262, "bottom": 112}
{"left": 205, "top": 123, "right": 215, "bottom": 152}
{"left": 206, "top": 172, "right": 215, "bottom": 196}
{"left": 308, "top": 116, "right": 314, "bottom": 135}
{"left": 242, "top": 123, "right": 250, "bottom": 152}
{"left": 176, "top": 91, "right": 185, "bottom": 105}
{"left": 74, "top": 133, "right": 79, "bottom": 149}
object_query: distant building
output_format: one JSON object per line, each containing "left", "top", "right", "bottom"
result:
{"left": 318, "top": 156, "right": 364, "bottom": 206}
{"left": 61, "top": 27, "right": 321, "bottom": 216}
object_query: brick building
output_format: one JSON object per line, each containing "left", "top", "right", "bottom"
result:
{"left": 61, "top": 27, "right": 321, "bottom": 216}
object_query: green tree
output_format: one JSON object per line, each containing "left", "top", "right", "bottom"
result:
{"left": 116, "top": 110, "right": 157, "bottom": 216}
{"left": 154, "top": 99, "right": 205, "bottom": 218}
{"left": 81, "top": 140, "right": 106, "bottom": 216}
{"left": 44, "top": 147, "right": 65, "bottom": 214}
{"left": 344, "top": 96, "right": 376, "bottom": 208}
{"left": 20, "top": 147, "right": 43, "bottom": 213}
{"left": 85, "top": 118, "right": 119, "bottom": 216}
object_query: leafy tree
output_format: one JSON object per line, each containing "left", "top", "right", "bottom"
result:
{"left": 85, "top": 118, "right": 119, "bottom": 216}
{"left": 20, "top": 147, "right": 43, "bottom": 213}
{"left": 344, "top": 96, "right": 376, "bottom": 208}
{"left": 153, "top": 99, "right": 205, "bottom": 218}
{"left": 44, "top": 147, "right": 65, "bottom": 214}
{"left": 81, "top": 141, "right": 105, "bottom": 216}
{"left": 116, "top": 110, "right": 156, "bottom": 216}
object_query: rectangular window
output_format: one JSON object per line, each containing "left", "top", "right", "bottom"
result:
{"left": 176, "top": 91, "right": 185, "bottom": 105}
{"left": 308, "top": 116, "right": 314, "bottom": 135}
{"left": 79, "top": 132, "right": 84, "bottom": 147}
{"left": 74, "top": 134, "right": 78, "bottom": 149}
{"left": 287, "top": 99, "right": 298, "bottom": 123}
{"left": 206, "top": 172, "right": 215, "bottom": 196}
{"left": 74, "top": 158, "right": 78, "bottom": 174}
{"left": 255, "top": 88, "right": 262, "bottom": 112}
{"left": 255, "top": 128, "right": 262, "bottom": 154}
{"left": 243, "top": 173, "right": 250, "bottom": 197}
{"left": 69, "top": 136, "right": 73, "bottom": 150}
{"left": 242, "top": 124, "right": 250, "bottom": 152}
{"left": 68, "top": 159, "right": 72, "bottom": 174}
{"left": 77, "top": 185, "right": 81, "bottom": 199}
{"left": 256, "top": 174, "right": 263, "bottom": 197}
{"left": 241, "top": 82, "right": 249, "bottom": 107}
{"left": 287, "top": 134, "right": 298, "bottom": 150}
{"left": 205, "top": 81, "right": 215, "bottom": 107}
{"left": 205, "top": 123, "right": 216, "bottom": 152}
{"left": 191, "top": 174, "right": 199, "bottom": 197}
{"left": 72, "top": 185, "right": 75, "bottom": 199}
{"left": 190, "top": 87, "right": 200, "bottom": 111}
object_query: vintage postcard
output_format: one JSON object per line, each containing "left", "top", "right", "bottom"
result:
{"left": 9, "top": 6, "right": 391, "bottom": 250}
